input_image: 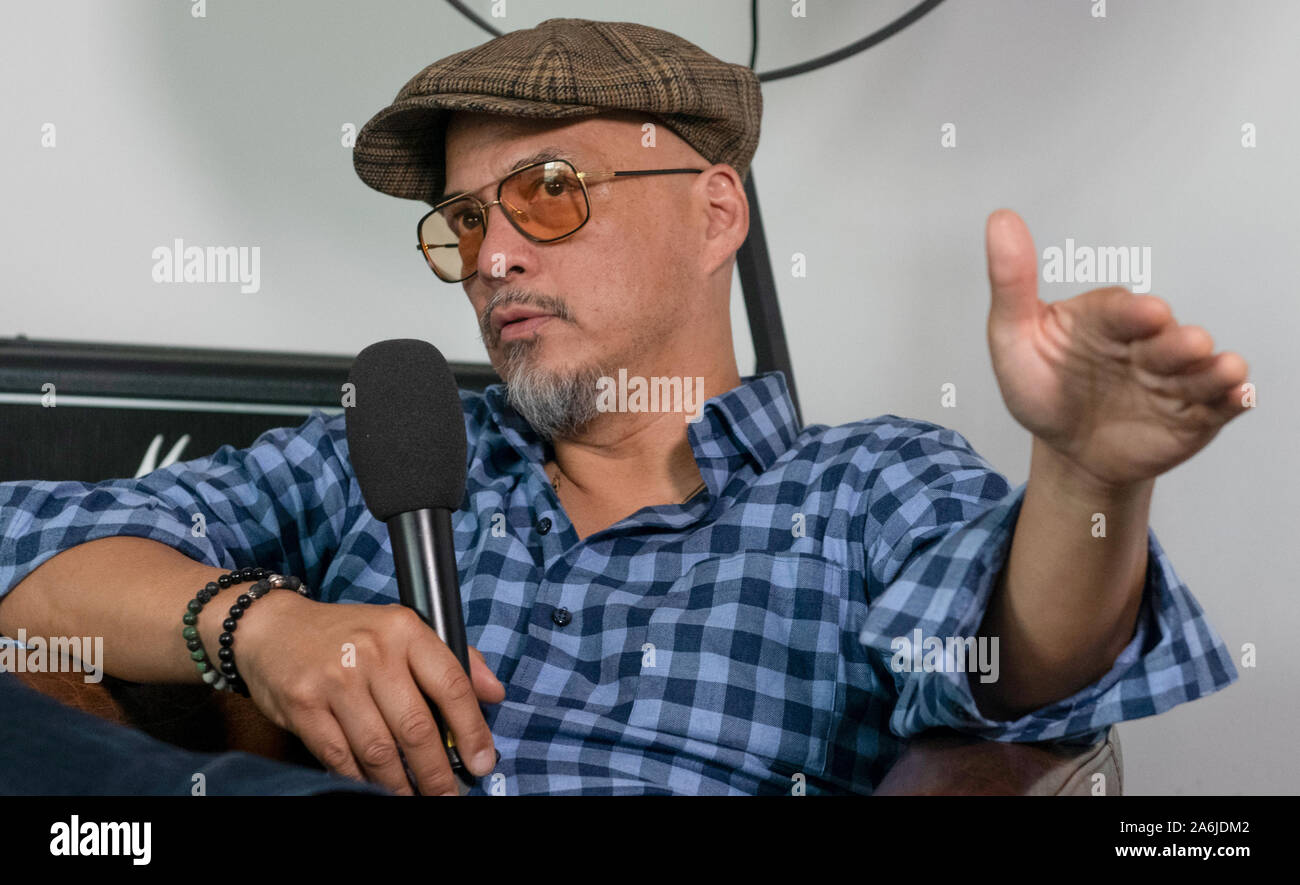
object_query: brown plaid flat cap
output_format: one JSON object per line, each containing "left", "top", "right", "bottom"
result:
{"left": 353, "top": 17, "right": 762, "bottom": 205}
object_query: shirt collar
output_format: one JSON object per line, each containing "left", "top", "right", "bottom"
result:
{"left": 480, "top": 371, "right": 802, "bottom": 491}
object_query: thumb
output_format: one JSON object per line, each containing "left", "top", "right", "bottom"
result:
{"left": 985, "top": 208, "right": 1039, "bottom": 329}
{"left": 468, "top": 645, "right": 506, "bottom": 702}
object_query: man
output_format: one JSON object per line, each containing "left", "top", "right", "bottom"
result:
{"left": 0, "top": 18, "right": 1247, "bottom": 796}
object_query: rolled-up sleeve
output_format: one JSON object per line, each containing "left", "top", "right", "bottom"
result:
{"left": 0, "top": 410, "right": 353, "bottom": 604}
{"left": 856, "top": 421, "right": 1238, "bottom": 743}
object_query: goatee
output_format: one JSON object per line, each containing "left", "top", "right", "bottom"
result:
{"left": 501, "top": 337, "right": 606, "bottom": 441}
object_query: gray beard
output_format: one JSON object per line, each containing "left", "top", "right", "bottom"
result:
{"left": 501, "top": 338, "right": 606, "bottom": 441}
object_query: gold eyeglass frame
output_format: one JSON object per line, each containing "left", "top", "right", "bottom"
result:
{"left": 416, "top": 158, "right": 704, "bottom": 283}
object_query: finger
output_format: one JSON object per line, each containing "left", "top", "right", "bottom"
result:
{"left": 1131, "top": 324, "right": 1214, "bottom": 374}
{"left": 291, "top": 705, "right": 369, "bottom": 787}
{"left": 1196, "top": 353, "right": 1252, "bottom": 405}
{"left": 370, "top": 675, "right": 459, "bottom": 796}
{"left": 469, "top": 645, "right": 506, "bottom": 703}
{"left": 1140, "top": 351, "right": 1251, "bottom": 405}
{"left": 1086, "top": 288, "right": 1173, "bottom": 342}
{"left": 408, "top": 637, "right": 498, "bottom": 778}
{"left": 985, "top": 209, "right": 1039, "bottom": 328}
{"left": 1206, "top": 379, "right": 1256, "bottom": 419}
{"left": 330, "top": 694, "right": 416, "bottom": 796}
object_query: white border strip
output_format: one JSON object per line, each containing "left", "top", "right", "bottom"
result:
{"left": 0, "top": 392, "right": 343, "bottom": 416}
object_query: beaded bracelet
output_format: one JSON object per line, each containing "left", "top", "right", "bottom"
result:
{"left": 181, "top": 567, "right": 309, "bottom": 697}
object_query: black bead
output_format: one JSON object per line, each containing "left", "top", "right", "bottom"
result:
{"left": 205, "top": 582, "right": 220, "bottom": 594}
{"left": 217, "top": 575, "right": 232, "bottom": 588}
{"left": 197, "top": 589, "right": 211, "bottom": 603}
{"left": 222, "top": 618, "right": 237, "bottom": 632}
{"left": 236, "top": 594, "right": 252, "bottom": 607}
{"left": 228, "top": 606, "right": 243, "bottom": 619}
{"left": 284, "top": 576, "right": 302, "bottom": 591}
{"left": 220, "top": 661, "right": 237, "bottom": 675}
{"left": 253, "top": 579, "right": 270, "bottom": 593}
{"left": 186, "top": 639, "right": 202, "bottom": 652}
{"left": 238, "top": 567, "right": 254, "bottom": 580}
{"left": 217, "top": 647, "right": 233, "bottom": 661}
{"left": 218, "top": 632, "right": 233, "bottom": 646}
{"left": 253, "top": 567, "right": 267, "bottom": 578}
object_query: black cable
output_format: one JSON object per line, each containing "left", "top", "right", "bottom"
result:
{"left": 756, "top": 0, "right": 946, "bottom": 82}
{"left": 749, "top": 0, "right": 759, "bottom": 70}
{"left": 442, "top": 0, "right": 946, "bottom": 84}
{"left": 445, "top": 0, "right": 503, "bottom": 38}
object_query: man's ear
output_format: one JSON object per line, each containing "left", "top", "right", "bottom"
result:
{"left": 699, "top": 163, "right": 749, "bottom": 276}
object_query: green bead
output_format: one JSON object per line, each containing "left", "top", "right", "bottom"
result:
{"left": 190, "top": 649, "right": 206, "bottom": 662}
{"left": 195, "top": 660, "right": 209, "bottom": 674}
{"left": 182, "top": 626, "right": 198, "bottom": 640}
{"left": 182, "top": 612, "right": 197, "bottom": 625}
{"left": 187, "top": 599, "right": 202, "bottom": 613}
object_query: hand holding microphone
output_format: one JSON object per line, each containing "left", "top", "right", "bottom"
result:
{"left": 235, "top": 592, "right": 503, "bottom": 795}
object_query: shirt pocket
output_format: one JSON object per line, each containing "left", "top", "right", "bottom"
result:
{"left": 628, "top": 551, "right": 845, "bottom": 777}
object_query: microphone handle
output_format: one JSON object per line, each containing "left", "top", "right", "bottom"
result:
{"left": 388, "top": 508, "right": 475, "bottom": 787}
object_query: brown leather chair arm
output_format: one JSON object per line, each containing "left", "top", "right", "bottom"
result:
{"left": 13, "top": 668, "right": 321, "bottom": 770}
{"left": 874, "top": 726, "right": 1123, "bottom": 795}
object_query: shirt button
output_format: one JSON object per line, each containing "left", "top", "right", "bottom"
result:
{"left": 536, "top": 517, "right": 552, "bottom": 534}
{"left": 551, "top": 607, "right": 572, "bottom": 627}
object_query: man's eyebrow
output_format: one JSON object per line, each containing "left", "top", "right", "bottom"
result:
{"left": 435, "top": 146, "right": 584, "bottom": 204}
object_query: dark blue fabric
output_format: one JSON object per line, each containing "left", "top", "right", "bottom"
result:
{"left": 0, "top": 673, "right": 390, "bottom": 796}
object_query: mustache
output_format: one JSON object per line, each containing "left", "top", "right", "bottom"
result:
{"left": 479, "top": 290, "right": 574, "bottom": 347}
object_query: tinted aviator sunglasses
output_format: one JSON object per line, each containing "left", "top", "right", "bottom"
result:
{"left": 417, "top": 158, "right": 703, "bottom": 283}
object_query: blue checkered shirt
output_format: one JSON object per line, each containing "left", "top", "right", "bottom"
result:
{"left": 0, "top": 372, "right": 1237, "bottom": 794}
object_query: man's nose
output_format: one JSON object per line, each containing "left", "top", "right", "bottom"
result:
{"left": 475, "top": 201, "right": 534, "bottom": 282}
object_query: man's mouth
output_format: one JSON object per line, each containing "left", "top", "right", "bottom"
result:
{"left": 499, "top": 315, "right": 553, "bottom": 341}
{"left": 493, "top": 306, "right": 556, "bottom": 342}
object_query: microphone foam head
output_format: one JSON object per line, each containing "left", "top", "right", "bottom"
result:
{"left": 345, "top": 339, "right": 467, "bottom": 519}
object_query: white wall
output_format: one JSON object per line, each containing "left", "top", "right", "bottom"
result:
{"left": 2, "top": 0, "right": 1295, "bottom": 794}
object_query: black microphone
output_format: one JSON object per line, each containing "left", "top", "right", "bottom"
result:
{"left": 344, "top": 338, "right": 482, "bottom": 788}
